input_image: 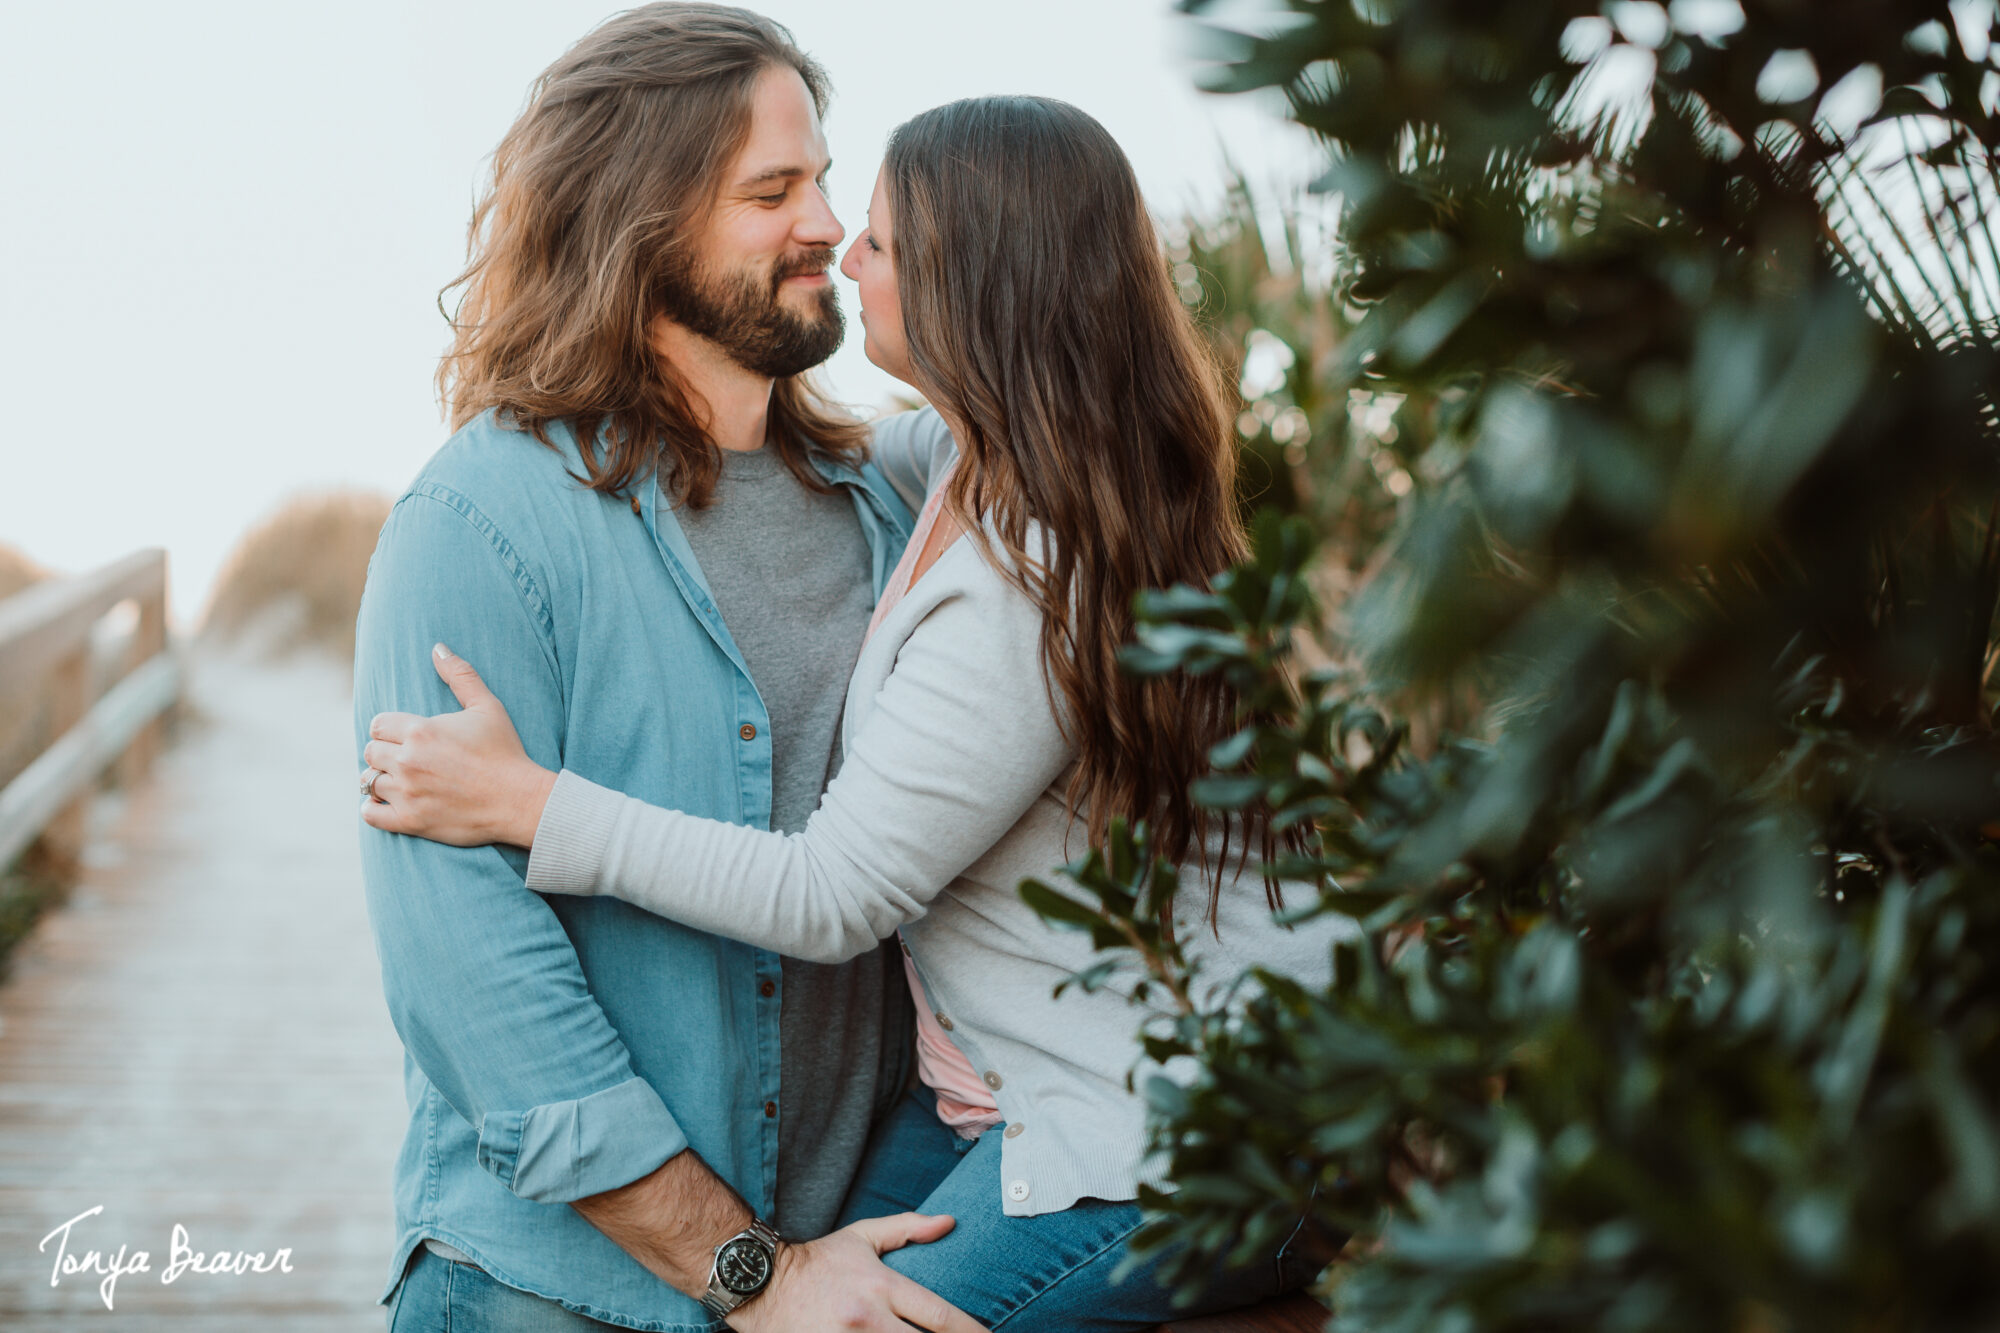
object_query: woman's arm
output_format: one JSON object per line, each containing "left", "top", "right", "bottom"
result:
{"left": 370, "top": 560, "right": 1070, "bottom": 965}
{"left": 529, "top": 567, "right": 1065, "bottom": 962}
{"left": 866, "top": 407, "right": 957, "bottom": 513}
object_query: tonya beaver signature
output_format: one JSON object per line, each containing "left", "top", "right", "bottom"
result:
{"left": 39, "top": 1205, "right": 296, "bottom": 1311}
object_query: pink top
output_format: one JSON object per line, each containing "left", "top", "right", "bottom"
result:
{"left": 862, "top": 465, "right": 1004, "bottom": 1139}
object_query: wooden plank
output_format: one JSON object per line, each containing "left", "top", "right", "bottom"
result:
{"left": 0, "top": 654, "right": 180, "bottom": 869}
{"left": 0, "top": 549, "right": 165, "bottom": 692}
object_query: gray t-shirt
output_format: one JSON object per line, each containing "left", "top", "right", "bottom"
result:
{"left": 675, "top": 444, "right": 911, "bottom": 1239}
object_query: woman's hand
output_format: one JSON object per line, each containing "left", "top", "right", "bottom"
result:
{"left": 360, "top": 644, "right": 557, "bottom": 849}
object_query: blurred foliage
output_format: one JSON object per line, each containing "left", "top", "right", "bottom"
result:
{"left": 1167, "top": 179, "right": 1489, "bottom": 740}
{"left": 202, "top": 491, "right": 394, "bottom": 663}
{"left": 1027, "top": 2, "right": 2000, "bottom": 1329}
{"left": 0, "top": 857, "right": 68, "bottom": 980}
{"left": 1169, "top": 177, "right": 1408, "bottom": 566}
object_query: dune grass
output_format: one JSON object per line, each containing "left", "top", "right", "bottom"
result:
{"left": 0, "top": 542, "right": 41, "bottom": 603}
{"left": 0, "top": 542, "right": 47, "bottom": 784}
{"left": 0, "top": 542, "right": 56, "bottom": 974}
{"left": 201, "top": 490, "right": 395, "bottom": 662}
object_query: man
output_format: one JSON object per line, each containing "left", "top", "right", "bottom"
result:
{"left": 353, "top": 6, "right": 977, "bottom": 1330}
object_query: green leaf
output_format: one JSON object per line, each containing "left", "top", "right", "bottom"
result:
{"left": 1191, "top": 775, "right": 1270, "bottom": 809}
{"left": 1018, "top": 879, "right": 1105, "bottom": 931}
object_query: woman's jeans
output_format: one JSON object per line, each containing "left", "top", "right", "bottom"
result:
{"left": 837, "top": 1087, "right": 1316, "bottom": 1332}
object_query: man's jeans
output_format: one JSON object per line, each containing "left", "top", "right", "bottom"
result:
{"left": 838, "top": 1088, "right": 1318, "bottom": 1332}
{"left": 388, "top": 1248, "right": 624, "bottom": 1332}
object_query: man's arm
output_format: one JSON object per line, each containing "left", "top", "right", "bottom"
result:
{"left": 356, "top": 490, "right": 688, "bottom": 1202}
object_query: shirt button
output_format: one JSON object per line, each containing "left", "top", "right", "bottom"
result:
{"left": 759, "top": 980, "right": 776, "bottom": 998}
{"left": 1004, "top": 1122, "right": 1025, "bottom": 1139}
{"left": 983, "top": 1070, "right": 1003, "bottom": 1090}
{"left": 764, "top": 1101, "right": 777, "bottom": 1119}
{"left": 899, "top": 938, "right": 912, "bottom": 956}
{"left": 1007, "top": 1180, "right": 1030, "bottom": 1202}
{"left": 935, "top": 1012, "right": 954, "bottom": 1031}
{"left": 739, "top": 723, "right": 758, "bottom": 741}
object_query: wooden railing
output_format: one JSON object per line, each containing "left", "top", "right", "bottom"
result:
{"left": 0, "top": 549, "right": 180, "bottom": 871}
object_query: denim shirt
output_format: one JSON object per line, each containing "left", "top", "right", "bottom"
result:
{"left": 352, "top": 410, "right": 915, "bottom": 1331}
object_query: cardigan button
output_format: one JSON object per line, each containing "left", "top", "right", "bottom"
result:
{"left": 760, "top": 980, "right": 776, "bottom": 998}
{"left": 1004, "top": 1122, "right": 1025, "bottom": 1139}
{"left": 935, "top": 1012, "right": 953, "bottom": 1031}
{"left": 1007, "top": 1180, "right": 1030, "bottom": 1202}
{"left": 983, "top": 1070, "right": 1003, "bottom": 1090}
{"left": 739, "top": 723, "right": 758, "bottom": 741}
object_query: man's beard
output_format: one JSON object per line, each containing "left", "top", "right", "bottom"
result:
{"left": 655, "top": 246, "right": 844, "bottom": 379}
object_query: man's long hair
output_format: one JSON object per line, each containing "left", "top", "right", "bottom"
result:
{"left": 885, "top": 97, "right": 1284, "bottom": 926}
{"left": 436, "top": 3, "right": 865, "bottom": 506}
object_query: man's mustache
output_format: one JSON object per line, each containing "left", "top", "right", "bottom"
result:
{"left": 772, "top": 248, "right": 836, "bottom": 291}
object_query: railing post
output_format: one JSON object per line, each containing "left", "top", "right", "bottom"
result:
{"left": 118, "top": 583, "right": 169, "bottom": 789}
{"left": 39, "top": 644, "right": 91, "bottom": 874}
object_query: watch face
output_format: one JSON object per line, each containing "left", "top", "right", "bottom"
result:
{"left": 717, "top": 1235, "right": 773, "bottom": 1295}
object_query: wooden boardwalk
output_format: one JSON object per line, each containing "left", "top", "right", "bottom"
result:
{"left": 0, "top": 651, "right": 405, "bottom": 1330}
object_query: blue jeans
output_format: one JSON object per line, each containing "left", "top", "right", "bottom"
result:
{"left": 838, "top": 1088, "right": 1314, "bottom": 1332}
{"left": 388, "top": 1248, "right": 626, "bottom": 1332}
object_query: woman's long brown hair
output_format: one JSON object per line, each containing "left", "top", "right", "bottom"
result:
{"left": 885, "top": 97, "right": 1274, "bottom": 924}
{"left": 435, "top": 4, "right": 865, "bottom": 507}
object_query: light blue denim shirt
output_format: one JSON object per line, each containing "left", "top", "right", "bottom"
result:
{"left": 352, "top": 410, "right": 914, "bottom": 1331}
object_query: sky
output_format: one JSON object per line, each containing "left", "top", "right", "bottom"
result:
{"left": 0, "top": 0, "right": 1317, "bottom": 623}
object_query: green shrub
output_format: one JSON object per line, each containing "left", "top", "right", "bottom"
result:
{"left": 1029, "top": 4, "right": 2000, "bottom": 1329}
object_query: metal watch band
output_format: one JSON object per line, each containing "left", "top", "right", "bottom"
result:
{"left": 698, "top": 1217, "right": 781, "bottom": 1322}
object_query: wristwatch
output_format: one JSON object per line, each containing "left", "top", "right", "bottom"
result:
{"left": 699, "top": 1217, "right": 781, "bottom": 1322}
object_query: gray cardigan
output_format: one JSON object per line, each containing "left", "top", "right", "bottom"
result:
{"left": 526, "top": 409, "right": 1349, "bottom": 1217}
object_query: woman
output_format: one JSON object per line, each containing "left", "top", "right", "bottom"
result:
{"left": 361, "top": 96, "right": 1340, "bottom": 1331}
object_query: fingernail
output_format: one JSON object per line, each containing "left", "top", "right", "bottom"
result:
{"left": 434, "top": 643, "right": 452, "bottom": 660}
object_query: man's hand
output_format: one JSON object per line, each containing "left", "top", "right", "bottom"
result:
{"left": 571, "top": 1151, "right": 981, "bottom": 1332}
{"left": 732, "top": 1214, "right": 984, "bottom": 1333}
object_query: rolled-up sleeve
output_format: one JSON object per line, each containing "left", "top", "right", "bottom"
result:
{"left": 355, "top": 487, "right": 688, "bottom": 1203}
{"left": 475, "top": 1076, "right": 682, "bottom": 1202}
